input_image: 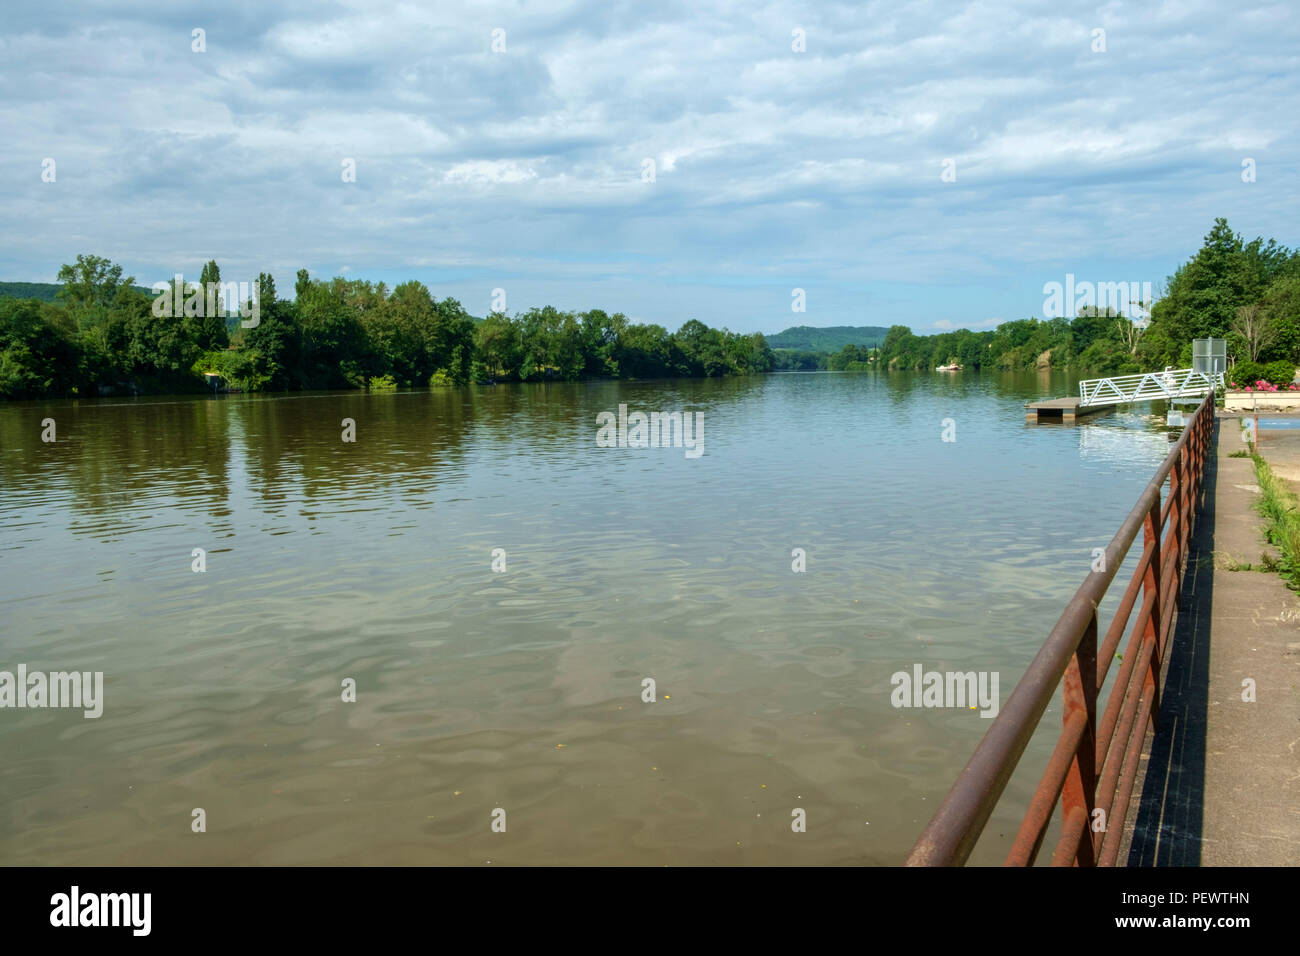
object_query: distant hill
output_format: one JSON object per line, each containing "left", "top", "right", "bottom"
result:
{"left": 0, "top": 281, "right": 155, "bottom": 302}
{"left": 766, "top": 325, "right": 891, "bottom": 352}
{"left": 0, "top": 281, "right": 62, "bottom": 302}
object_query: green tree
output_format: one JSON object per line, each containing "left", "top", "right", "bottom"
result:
{"left": 475, "top": 312, "right": 522, "bottom": 379}
{"left": 671, "top": 319, "right": 728, "bottom": 376}
{"left": 195, "top": 259, "right": 230, "bottom": 351}
{"left": 298, "top": 284, "right": 366, "bottom": 388}
{"left": 122, "top": 287, "right": 202, "bottom": 386}
{"left": 0, "top": 299, "right": 82, "bottom": 398}
{"left": 616, "top": 323, "right": 671, "bottom": 377}
{"left": 1257, "top": 275, "right": 1300, "bottom": 364}
{"left": 56, "top": 254, "right": 134, "bottom": 316}
{"left": 580, "top": 309, "right": 625, "bottom": 377}
{"left": 1145, "top": 219, "right": 1293, "bottom": 364}
{"left": 244, "top": 299, "right": 303, "bottom": 390}
{"left": 428, "top": 296, "right": 476, "bottom": 385}
{"left": 258, "top": 272, "right": 277, "bottom": 308}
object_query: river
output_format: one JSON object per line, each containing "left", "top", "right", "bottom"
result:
{"left": 0, "top": 370, "right": 1181, "bottom": 864}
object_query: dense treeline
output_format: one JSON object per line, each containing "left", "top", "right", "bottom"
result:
{"left": 876, "top": 314, "right": 1126, "bottom": 373}
{"left": 826, "top": 344, "right": 881, "bottom": 371}
{"left": 6, "top": 220, "right": 1296, "bottom": 399}
{"left": 770, "top": 345, "right": 883, "bottom": 371}
{"left": 0, "top": 255, "right": 773, "bottom": 399}
{"left": 771, "top": 349, "right": 827, "bottom": 370}
{"left": 473, "top": 309, "right": 772, "bottom": 382}
{"left": 874, "top": 220, "right": 1300, "bottom": 377}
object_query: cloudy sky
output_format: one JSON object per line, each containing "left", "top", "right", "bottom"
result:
{"left": 3, "top": 0, "right": 1297, "bottom": 334}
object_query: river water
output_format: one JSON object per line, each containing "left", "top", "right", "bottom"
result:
{"left": 0, "top": 371, "right": 1181, "bottom": 864}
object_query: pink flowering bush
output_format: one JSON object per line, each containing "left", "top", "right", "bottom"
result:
{"left": 1229, "top": 379, "right": 1300, "bottom": 392}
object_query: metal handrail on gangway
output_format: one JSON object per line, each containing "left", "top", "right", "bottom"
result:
{"left": 1077, "top": 367, "right": 1225, "bottom": 407}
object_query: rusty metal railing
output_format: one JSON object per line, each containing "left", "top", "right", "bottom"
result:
{"left": 906, "top": 391, "right": 1216, "bottom": 866}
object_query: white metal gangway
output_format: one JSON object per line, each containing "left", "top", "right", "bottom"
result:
{"left": 1077, "top": 367, "right": 1225, "bottom": 408}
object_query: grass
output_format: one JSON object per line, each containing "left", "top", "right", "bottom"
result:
{"left": 1250, "top": 452, "right": 1300, "bottom": 591}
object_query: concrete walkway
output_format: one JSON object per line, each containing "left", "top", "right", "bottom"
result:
{"left": 1124, "top": 415, "right": 1300, "bottom": 866}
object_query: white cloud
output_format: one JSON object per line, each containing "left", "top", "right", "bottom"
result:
{"left": 443, "top": 161, "right": 540, "bottom": 185}
{"left": 0, "top": 0, "right": 1296, "bottom": 333}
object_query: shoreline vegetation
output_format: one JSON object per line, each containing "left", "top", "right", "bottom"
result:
{"left": 3, "top": 219, "right": 1298, "bottom": 400}
{"left": 1251, "top": 452, "right": 1300, "bottom": 591}
{"left": 0, "top": 260, "right": 775, "bottom": 399}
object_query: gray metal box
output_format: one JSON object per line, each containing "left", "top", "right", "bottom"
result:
{"left": 1193, "top": 338, "right": 1227, "bottom": 375}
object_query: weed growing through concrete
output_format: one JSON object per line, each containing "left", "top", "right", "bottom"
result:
{"left": 1250, "top": 454, "right": 1300, "bottom": 590}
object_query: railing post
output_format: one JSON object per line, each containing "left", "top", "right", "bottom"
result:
{"left": 1169, "top": 453, "right": 1183, "bottom": 619}
{"left": 1143, "top": 491, "right": 1162, "bottom": 731}
{"left": 1060, "top": 610, "right": 1098, "bottom": 865}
